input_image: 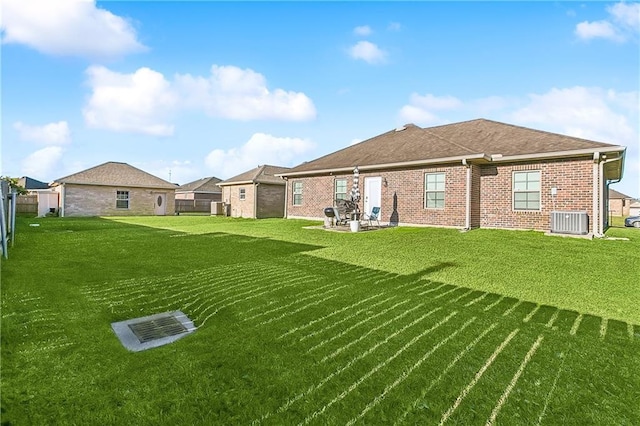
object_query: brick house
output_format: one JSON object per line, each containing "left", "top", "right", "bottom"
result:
{"left": 608, "top": 188, "right": 634, "bottom": 217}
{"left": 217, "top": 165, "right": 290, "bottom": 219}
{"left": 51, "top": 162, "right": 176, "bottom": 217}
{"left": 278, "top": 119, "right": 626, "bottom": 236}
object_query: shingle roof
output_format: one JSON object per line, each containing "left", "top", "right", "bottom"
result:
{"left": 609, "top": 188, "right": 632, "bottom": 199}
{"left": 17, "top": 176, "right": 49, "bottom": 190}
{"left": 282, "top": 119, "right": 623, "bottom": 175}
{"left": 218, "top": 165, "right": 290, "bottom": 186}
{"left": 176, "top": 177, "right": 222, "bottom": 193}
{"left": 52, "top": 162, "right": 176, "bottom": 189}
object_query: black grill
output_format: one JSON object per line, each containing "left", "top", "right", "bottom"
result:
{"left": 128, "top": 316, "right": 188, "bottom": 343}
{"left": 324, "top": 207, "right": 336, "bottom": 218}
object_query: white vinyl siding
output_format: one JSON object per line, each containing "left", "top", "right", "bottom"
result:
{"left": 425, "top": 172, "right": 445, "bottom": 209}
{"left": 513, "top": 171, "right": 541, "bottom": 211}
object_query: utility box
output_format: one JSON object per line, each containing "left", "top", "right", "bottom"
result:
{"left": 210, "top": 201, "right": 223, "bottom": 216}
{"left": 550, "top": 211, "right": 589, "bottom": 235}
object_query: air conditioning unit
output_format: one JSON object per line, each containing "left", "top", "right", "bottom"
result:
{"left": 211, "top": 201, "right": 224, "bottom": 216}
{"left": 550, "top": 211, "right": 589, "bottom": 235}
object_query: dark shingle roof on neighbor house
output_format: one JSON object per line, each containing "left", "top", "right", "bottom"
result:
{"left": 176, "top": 177, "right": 222, "bottom": 193}
{"left": 17, "top": 176, "right": 49, "bottom": 190}
{"left": 281, "top": 119, "right": 625, "bottom": 176}
{"left": 218, "top": 165, "right": 290, "bottom": 186}
{"left": 52, "top": 161, "right": 176, "bottom": 190}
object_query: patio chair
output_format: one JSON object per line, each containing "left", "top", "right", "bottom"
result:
{"left": 334, "top": 199, "right": 357, "bottom": 225}
{"left": 363, "top": 206, "right": 381, "bottom": 228}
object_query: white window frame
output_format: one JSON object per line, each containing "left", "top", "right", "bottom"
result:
{"left": 334, "top": 178, "right": 348, "bottom": 201}
{"left": 116, "top": 190, "right": 130, "bottom": 209}
{"left": 512, "top": 170, "right": 541, "bottom": 211}
{"left": 239, "top": 188, "right": 246, "bottom": 200}
{"left": 292, "top": 181, "right": 303, "bottom": 206}
{"left": 424, "top": 172, "right": 445, "bottom": 209}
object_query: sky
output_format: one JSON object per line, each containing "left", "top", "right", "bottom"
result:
{"left": 1, "top": 0, "right": 639, "bottom": 197}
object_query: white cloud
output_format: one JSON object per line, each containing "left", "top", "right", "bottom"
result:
{"left": 348, "top": 41, "right": 387, "bottom": 64}
{"left": 388, "top": 22, "right": 402, "bottom": 31}
{"left": 353, "top": 25, "right": 373, "bottom": 36}
{"left": 82, "top": 66, "right": 177, "bottom": 136}
{"left": 398, "top": 105, "right": 442, "bottom": 126}
{"left": 350, "top": 138, "right": 363, "bottom": 146}
{"left": 204, "top": 133, "right": 315, "bottom": 178}
{"left": 1, "top": 0, "right": 146, "bottom": 58}
{"left": 175, "top": 65, "right": 316, "bottom": 121}
{"left": 136, "top": 160, "right": 199, "bottom": 185}
{"left": 13, "top": 121, "right": 71, "bottom": 145}
{"left": 575, "top": 2, "right": 639, "bottom": 42}
{"left": 398, "top": 94, "right": 463, "bottom": 125}
{"left": 21, "top": 146, "right": 63, "bottom": 179}
{"left": 408, "top": 93, "right": 463, "bottom": 111}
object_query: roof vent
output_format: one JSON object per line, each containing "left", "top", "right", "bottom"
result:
{"left": 395, "top": 126, "right": 406, "bottom": 132}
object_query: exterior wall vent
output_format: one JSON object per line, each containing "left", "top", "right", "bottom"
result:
{"left": 550, "top": 211, "right": 589, "bottom": 235}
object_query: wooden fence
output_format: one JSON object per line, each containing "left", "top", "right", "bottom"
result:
{"left": 175, "top": 199, "right": 213, "bottom": 214}
{"left": 16, "top": 195, "right": 38, "bottom": 215}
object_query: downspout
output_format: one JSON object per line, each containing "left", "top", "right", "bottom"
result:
{"left": 253, "top": 182, "right": 259, "bottom": 219}
{"left": 462, "top": 159, "right": 471, "bottom": 231}
{"left": 592, "top": 153, "right": 599, "bottom": 237}
{"left": 282, "top": 177, "right": 288, "bottom": 219}
{"left": 60, "top": 183, "right": 65, "bottom": 218}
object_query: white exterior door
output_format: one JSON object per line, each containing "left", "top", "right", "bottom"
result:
{"left": 364, "top": 177, "right": 382, "bottom": 217}
{"left": 154, "top": 193, "right": 166, "bottom": 215}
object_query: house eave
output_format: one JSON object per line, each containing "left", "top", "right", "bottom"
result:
{"left": 488, "top": 146, "right": 626, "bottom": 163}
{"left": 217, "top": 180, "right": 254, "bottom": 187}
{"left": 50, "top": 181, "right": 177, "bottom": 190}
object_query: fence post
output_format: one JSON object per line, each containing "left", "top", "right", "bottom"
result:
{"left": 0, "top": 183, "right": 8, "bottom": 259}
{"left": 10, "top": 190, "right": 17, "bottom": 247}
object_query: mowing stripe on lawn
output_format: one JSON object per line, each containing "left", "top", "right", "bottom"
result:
{"left": 306, "top": 299, "right": 411, "bottom": 353}
{"left": 256, "top": 289, "right": 347, "bottom": 327}
{"left": 260, "top": 309, "right": 449, "bottom": 422}
{"left": 242, "top": 281, "right": 345, "bottom": 321}
{"left": 483, "top": 296, "right": 505, "bottom": 312}
{"left": 570, "top": 314, "right": 583, "bottom": 336}
{"left": 416, "top": 283, "right": 447, "bottom": 296}
{"left": 447, "top": 289, "right": 475, "bottom": 305}
{"left": 545, "top": 309, "right": 560, "bottom": 328}
{"left": 599, "top": 318, "right": 608, "bottom": 340}
{"left": 300, "top": 311, "right": 459, "bottom": 426}
{"left": 628, "top": 323, "right": 634, "bottom": 340}
{"left": 523, "top": 305, "right": 540, "bottom": 322}
{"left": 347, "top": 316, "right": 477, "bottom": 426}
{"left": 320, "top": 303, "right": 431, "bottom": 363}
{"left": 431, "top": 286, "right": 459, "bottom": 301}
{"left": 439, "top": 328, "right": 520, "bottom": 425}
{"left": 277, "top": 293, "right": 385, "bottom": 340}
{"left": 502, "top": 300, "right": 522, "bottom": 317}
{"left": 464, "top": 292, "right": 488, "bottom": 307}
{"left": 298, "top": 296, "right": 397, "bottom": 342}
{"left": 536, "top": 352, "right": 567, "bottom": 426}
{"left": 486, "top": 334, "right": 544, "bottom": 426}
{"left": 396, "top": 322, "right": 499, "bottom": 425}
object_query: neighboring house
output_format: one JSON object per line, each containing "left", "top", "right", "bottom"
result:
{"left": 175, "top": 177, "right": 223, "bottom": 201}
{"left": 17, "top": 176, "right": 58, "bottom": 217}
{"left": 279, "top": 119, "right": 626, "bottom": 236}
{"left": 608, "top": 188, "right": 634, "bottom": 217}
{"left": 217, "top": 165, "right": 290, "bottom": 219}
{"left": 50, "top": 162, "right": 176, "bottom": 217}
{"left": 629, "top": 200, "right": 640, "bottom": 217}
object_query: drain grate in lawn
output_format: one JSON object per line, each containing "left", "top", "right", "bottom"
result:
{"left": 111, "top": 311, "right": 196, "bottom": 352}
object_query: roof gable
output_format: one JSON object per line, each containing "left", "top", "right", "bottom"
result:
{"left": 18, "top": 176, "right": 49, "bottom": 190}
{"left": 53, "top": 162, "right": 176, "bottom": 190}
{"left": 177, "top": 177, "right": 222, "bottom": 192}
{"left": 219, "top": 165, "right": 290, "bottom": 186}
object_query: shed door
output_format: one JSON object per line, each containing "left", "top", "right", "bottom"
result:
{"left": 364, "top": 177, "right": 382, "bottom": 217}
{"left": 154, "top": 193, "right": 166, "bottom": 215}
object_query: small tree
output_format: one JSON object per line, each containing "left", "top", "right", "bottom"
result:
{"left": 0, "top": 177, "right": 28, "bottom": 195}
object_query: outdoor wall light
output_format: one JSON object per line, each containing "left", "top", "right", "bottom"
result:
{"left": 383, "top": 178, "right": 388, "bottom": 187}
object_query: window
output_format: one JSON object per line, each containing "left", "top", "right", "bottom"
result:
{"left": 116, "top": 191, "right": 129, "bottom": 209}
{"left": 335, "top": 179, "right": 348, "bottom": 201}
{"left": 425, "top": 173, "right": 445, "bottom": 209}
{"left": 513, "top": 171, "right": 541, "bottom": 211}
{"left": 239, "top": 188, "right": 246, "bottom": 200}
{"left": 292, "top": 181, "right": 303, "bottom": 205}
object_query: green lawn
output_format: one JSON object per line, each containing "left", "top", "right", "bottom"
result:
{"left": 1, "top": 216, "right": 638, "bottom": 424}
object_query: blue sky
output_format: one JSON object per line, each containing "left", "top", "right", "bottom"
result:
{"left": 2, "top": 1, "right": 639, "bottom": 197}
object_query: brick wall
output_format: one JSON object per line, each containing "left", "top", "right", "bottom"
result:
{"left": 62, "top": 184, "right": 175, "bottom": 216}
{"left": 286, "top": 157, "right": 596, "bottom": 232}
{"left": 479, "top": 158, "right": 594, "bottom": 232}
{"left": 223, "top": 184, "right": 255, "bottom": 218}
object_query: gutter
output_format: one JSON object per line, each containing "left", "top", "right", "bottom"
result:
{"left": 489, "top": 146, "right": 626, "bottom": 163}
{"left": 462, "top": 159, "right": 471, "bottom": 230}
{"left": 597, "top": 153, "right": 625, "bottom": 236}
